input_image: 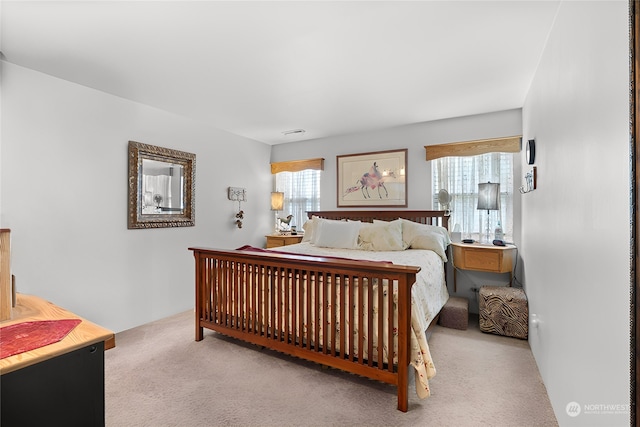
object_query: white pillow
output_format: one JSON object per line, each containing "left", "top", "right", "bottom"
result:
{"left": 400, "top": 219, "right": 451, "bottom": 261}
{"left": 359, "top": 220, "right": 406, "bottom": 251}
{"left": 313, "top": 219, "right": 361, "bottom": 249}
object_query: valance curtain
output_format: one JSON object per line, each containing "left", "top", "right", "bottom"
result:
{"left": 270, "top": 158, "right": 324, "bottom": 174}
{"left": 425, "top": 136, "right": 521, "bottom": 161}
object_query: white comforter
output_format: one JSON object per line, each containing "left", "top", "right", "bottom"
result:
{"left": 269, "top": 242, "right": 449, "bottom": 398}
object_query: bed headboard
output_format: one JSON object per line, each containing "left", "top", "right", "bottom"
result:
{"left": 307, "top": 210, "right": 449, "bottom": 230}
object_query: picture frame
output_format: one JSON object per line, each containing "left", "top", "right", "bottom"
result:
{"left": 337, "top": 149, "right": 407, "bottom": 207}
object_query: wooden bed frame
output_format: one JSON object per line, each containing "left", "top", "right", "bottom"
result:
{"left": 190, "top": 210, "right": 449, "bottom": 412}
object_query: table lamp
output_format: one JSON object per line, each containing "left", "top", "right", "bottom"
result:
{"left": 270, "top": 191, "right": 284, "bottom": 233}
{"left": 477, "top": 182, "right": 500, "bottom": 243}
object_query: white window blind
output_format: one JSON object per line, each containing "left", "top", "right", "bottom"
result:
{"left": 432, "top": 152, "right": 513, "bottom": 241}
{"left": 275, "top": 169, "right": 321, "bottom": 229}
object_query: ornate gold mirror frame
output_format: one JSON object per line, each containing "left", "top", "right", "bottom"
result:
{"left": 631, "top": 1, "right": 638, "bottom": 423}
{"left": 128, "top": 141, "right": 195, "bottom": 229}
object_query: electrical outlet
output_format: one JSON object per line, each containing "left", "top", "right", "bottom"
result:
{"left": 531, "top": 313, "right": 540, "bottom": 328}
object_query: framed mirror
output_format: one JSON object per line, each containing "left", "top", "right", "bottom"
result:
{"left": 128, "top": 141, "right": 195, "bottom": 229}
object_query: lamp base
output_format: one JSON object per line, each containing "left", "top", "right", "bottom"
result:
{"left": 481, "top": 210, "right": 492, "bottom": 244}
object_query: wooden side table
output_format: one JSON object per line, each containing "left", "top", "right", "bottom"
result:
{"left": 265, "top": 234, "right": 303, "bottom": 248}
{"left": 450, "top": 242, "right": 517, "bottom": 292}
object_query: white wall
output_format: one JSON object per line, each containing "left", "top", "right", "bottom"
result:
{"left": 0, "top": 62, "right": 272, "bottom": 333}
{"left": 272, "top": 109, "right": 522, "bottom": 211}
{"left": 272, "top": 109, "right": 524, "bottom": 309}
{"left": 522, "top": 2, "right": 630, "bottom": 425}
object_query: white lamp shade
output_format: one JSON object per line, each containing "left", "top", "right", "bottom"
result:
{"left": 270, "top": 192, "right": 284, "bottom": 211}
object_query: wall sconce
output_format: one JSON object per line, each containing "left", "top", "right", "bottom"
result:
{"left": 477, "top": 182, "right": 500, "bottom": 243}
{"left": 271, "top": 191, "right": 284, "bottom": 233}
{"left": 228, "top": 187, "right": 247, "bottom": 228}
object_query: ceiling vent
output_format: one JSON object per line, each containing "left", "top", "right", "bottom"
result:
{"left": 282, "top": 129, "right": 306, "bottom": 136}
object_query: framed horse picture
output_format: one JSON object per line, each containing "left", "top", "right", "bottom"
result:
{"left": 337, "top": 149, "right": 407, "bottom": 207}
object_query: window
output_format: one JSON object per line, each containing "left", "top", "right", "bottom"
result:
{"left": 432, "top": 152, "right": 514, "bottom": 241}
{"left": 275, "top": 169, "right": 321, "bottom": 229}
{"left": 271, "top": 158, "right": 324, "bottom": 230}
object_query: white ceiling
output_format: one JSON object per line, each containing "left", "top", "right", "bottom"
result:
{"left": 1, "top": 1, "right": 560, "bottom": 145}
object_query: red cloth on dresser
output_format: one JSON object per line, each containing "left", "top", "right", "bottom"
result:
{"left": 0, "top": 319, "right": 82, "bottom": 359}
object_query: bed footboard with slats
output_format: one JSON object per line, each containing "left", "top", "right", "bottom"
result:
{"left": 189, "top": 247, "right": 420, "bottom": 412}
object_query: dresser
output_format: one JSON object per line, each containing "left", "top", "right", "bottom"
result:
{"left": 1, "top": 294, "right": 115, "bottom": 427}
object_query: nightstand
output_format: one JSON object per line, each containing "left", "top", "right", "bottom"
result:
{"left": 265, "top": 234, "right": 303, "bottom": 248}
{"left": 450, "top": 242, "right": 517, "bottom": 292}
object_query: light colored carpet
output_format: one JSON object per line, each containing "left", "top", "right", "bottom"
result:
{"left": 105, "top": 311, "right": 558, "bottom": 427}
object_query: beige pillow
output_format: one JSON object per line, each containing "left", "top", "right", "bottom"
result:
{"left": 358, "top": 220, "right": 406, "bottom": 251}
{"left": 301, "top": 219, "right": 315, "bottom": 242}
{"left": 301, "top": 215, "right": 323, "bottom": 243}
{"left": 400, "top": 219, "right": 451, "bottom": 261}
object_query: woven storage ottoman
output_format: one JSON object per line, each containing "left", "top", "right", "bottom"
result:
{"left": 479, "top": 286, "right": 528, "bottom": 339}
{"left": 438, "top": 296, "right": 469, "bottom": 330}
